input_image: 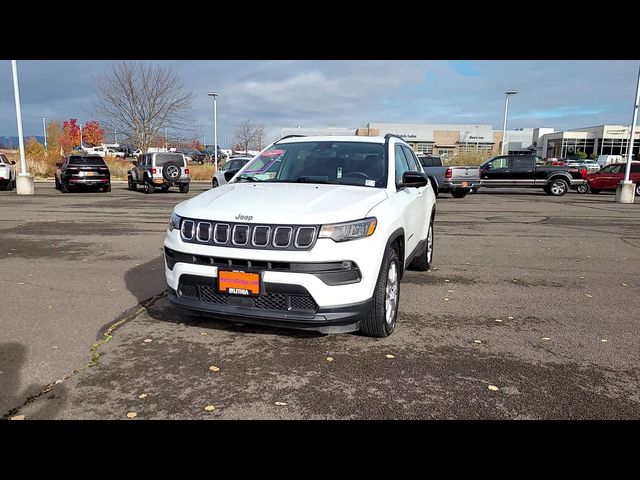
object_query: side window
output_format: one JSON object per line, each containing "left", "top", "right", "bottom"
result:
{"left": 394, "top": 144, "right": 411, "bottom": 183}
{"left": 402, "top": 146, "right": 420, "bottom": 171}
{"left": 510, "top": 156, "right": 534, "bottom": 169}
{"left": 488, "top": 157, "right": 508, "bottom": 169}
{"left": 421, "top": 157, "right": 432, "bottom": 168}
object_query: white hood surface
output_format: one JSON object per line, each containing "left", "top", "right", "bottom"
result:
{"left": 174, "top": 183, "right": 388, "bottom": 225}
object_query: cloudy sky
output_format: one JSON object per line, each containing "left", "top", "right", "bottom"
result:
{"left": 0, "top": 60, "right": 638, "bottom": 146}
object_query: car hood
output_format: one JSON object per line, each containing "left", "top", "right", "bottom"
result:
{"left": 174, "top": 182, "right": 388, "bottom": 224}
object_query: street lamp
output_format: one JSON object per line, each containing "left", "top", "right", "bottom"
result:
{"left": 42, "top": 117, "right": 48, "bottom": 149}
{"left": 208, "top": 92, "right": 219, "bottom": 165}
{"left": 501, "top": 91, "right": 518, "bottom": 155}
{"left": 79, "top": 123, "right": 83, "bottom": 149}
{"left": 11, "top": 60, "right": 34, "bottom": 195}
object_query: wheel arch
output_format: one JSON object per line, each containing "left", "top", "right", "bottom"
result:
{"left": 385, "top": 228, "right": 405, "bottom": 279}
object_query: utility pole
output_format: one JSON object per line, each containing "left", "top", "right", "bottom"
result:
{"left": 616, "top": 64, "right": 640, "bottom": 203}
{"left": 12, "top": 60, "right": 34, "bottom": 194}
{"left": 43, "top": 117, "right": 48, "bottom": 149}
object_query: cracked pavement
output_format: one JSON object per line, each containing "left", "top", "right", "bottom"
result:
{"left": 1, "top": 183, "right": 640, "bottom": 419}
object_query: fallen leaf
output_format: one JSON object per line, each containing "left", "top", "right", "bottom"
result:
{"left": 447, "top": 290, "right": 454, "bottom": 293}
{"left": 18, "top": 282, "right": 25, "bottom": 285}
{"left": 473, "top": 339, "right": 482, "bottom": 344}
{"left": 143, "top": 338, "right": 153, "bottom": 343}
{"left": 621, "top": 283, "right": 628, "bottom": 287}
{"left": 495, "top": 319, "right": 503, "bottom": 323}
{"left": 126, "top": 412, "right": 137, "bottom": 418}
{"left": 444, "top": 298, "right": 450, "bottom": 301}
{"left": 274, "top": 401, "right": 288, "bottom": 406}
{"left": 200, "top": 332, "right": 208, "bottom": 336}
{"left": 10, "top": 415, "right": 25, "bottom": 420}
{"left": 179, "top": 322, "right": 186, "bottom": 326}
{"left": 585, "top": 294, "right": 593, "bottom": 298}
{"left": 385, "top": 354, "right": 395, "bottom": 359}
{"left": 444, "top": 279, "right": 450, "bottom": 283}
{"left": 601, "top": 339, "right": 608, "bottom": 343}
{"left": 54, "top": 379, "right": 63, "bottom": 385}
{"left": 326, "top": 357, "right": 334, "bottom": 362}
{"left": 579, "top": 276, "right": 585, "bottom": 279}
{"left": 488, "top": 385, "right": 499, "bottom": 392}
{"left": 138, "top": 393, "right": 148, "bottom": 399}
{"left": 209, "top": 365, "right": 220, "bottom": 372}
{"left": 542, "top": 337, "right": 551, "bottom": 341}
{"left": 52, "top": 345, "right": 58, "bottom": 349}
{"left": 507, "top": 316, "right": 514, "bottom": 320}
{"left": 48, "top": 305, "right": 53, "bottom": 309}
{"left": 204, "top": 405, "right": 215, "bottom": 411}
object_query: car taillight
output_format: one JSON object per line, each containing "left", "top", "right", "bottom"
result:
{"left": 151, "top": 168, "right": 157, "bottom": 174}
{"left": 185, "top": 168, "right": 190, "bottom": 174}
{"left": 580, "top": 168, "right": 587, "bottom": 178}
{"left": 445, "top": 168, "right": 452, "bottom": 179}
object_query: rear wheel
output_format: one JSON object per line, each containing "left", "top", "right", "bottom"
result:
{"left": 451, "top": 189, "right": 468, "bottom": 198}
{"left": 102, "top": 184, "right": 111, "bottom": 193}
{"left": 576, "top": 183, "right": 589, "bottom": 194}
{"left": 5, "top": 180, "right": 13, "bottom": 191}
{"left": 547, "top": 178, "right": 569, "bottom": 196}
{"left": 128, "top": 176, "right": 136, "bottom": 191}
{"left": 635, "top": 183, "right": 640, "bottom": 196}
{"left": 180, "top": 183, "right": 190, "bottom": 194}
{"left": 144, "top": 178, "right": 154, "bottom": 194}
{"left": 54, "top": 177, "right": 60, "bottom": 190}
{"left": 409, "top": 217, "right": 434, "bottom": 271}
{"left": 61, "top": 182, "right": 69, "bottom": 193}
{"left": 360, "top": 246, "right": 400, "bottom": 338}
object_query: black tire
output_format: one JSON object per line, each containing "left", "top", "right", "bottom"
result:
{"left": 409, "top": 216, "right": 434, "bottom": 271}
{"left": 6, "top": 178, "right": 14, "bottom": 191}
{"left": 102, "top": 184, "right": 111, "bottom": 193}
{"left": 162, "top": 161, "right": 182, "bottom": 183}
{"left": 54, "top": 177, "right": 60, "bottom": 190}
{"left": 451, "top": 189, "right": 468, "bottom": 198}
{"left": 61, "top": 182, "right": 69, "bottom": 193}
{"left": 590, "top": 189, "right": 600, "bottom": 194}
{"left": 576, "top": 183, "right": 589, "bottom": 194}
{"left": 636, "top": 183, "right": 640, "bottom": 196}
{"left": 360, "top": 246, "right": 401, "bottom": 338}
{"left": 180, "top": 183, "right": 190, "bottom": 194}
{"left": 547, "top": 178, "right": 569, "bottom": 196}
{"left": 128, "top": 176, "right": 136, "bottom": 191}
{"left": 212, "top": 178, "right": 219, "bottom": 188}
{"left": 144, "top": 177, "right": 153, "bottom": 194}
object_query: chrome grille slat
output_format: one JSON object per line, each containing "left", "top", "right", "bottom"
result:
{"left": 295, "top": 227, "right": 316, "bottom": 248}
{"left": 196, "top": 222, "right": 212, "bottom": 242}
{"left": 232, "top": 225, "right": 250, "bottom": 246}
{"left": 273, "top": 226, "right": 293, "bottom": 248}
{"left": 213, "top": 223, "right": 230, "bottom": 244}
{"left": 252, "top": 225, "right": 271, "bottom": 247}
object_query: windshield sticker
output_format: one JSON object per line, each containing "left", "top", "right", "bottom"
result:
{"left": 337, "top": 167, "right": 343, "bottom": 179}
{"left": 365, "top": 179, "right": 376, "bottom": 187}
{"left": 244, "top": 150, "right": 285, "bottom": 174}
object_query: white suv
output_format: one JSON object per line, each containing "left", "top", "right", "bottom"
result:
{"left": 164, "top": 135, "right": 436, "bottom": 337}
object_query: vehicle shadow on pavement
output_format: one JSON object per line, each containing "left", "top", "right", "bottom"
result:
{"left": 0, "top": 342, "right": 67, "bottom": 419}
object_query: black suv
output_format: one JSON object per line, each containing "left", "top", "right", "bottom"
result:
{"left": 55, "top": 155, "right": 111, "bottom": 193}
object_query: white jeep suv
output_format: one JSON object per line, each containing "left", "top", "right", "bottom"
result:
{"left": 164, "top": 135, "right": 436, "bottom": 337}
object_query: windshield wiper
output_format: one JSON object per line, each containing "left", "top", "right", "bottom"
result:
{"left": 293, "top": 176, "right": 339, "bottom": 184}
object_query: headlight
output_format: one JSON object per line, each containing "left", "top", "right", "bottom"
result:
{"left": 319, "top": 217, "right": 377, "bottom": 242}
{"left": 168, "top": 211, "right": 182, "bottom": 231}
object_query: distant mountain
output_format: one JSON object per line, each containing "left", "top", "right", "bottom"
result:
{"left": 0, "top": 135, "right": 44, "bottom": 149}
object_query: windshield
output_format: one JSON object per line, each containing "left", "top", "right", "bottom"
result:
{"left": 233, "top": 141, "right": 387, "bottom": 187}
{"left": 155, "top": 154, "right": 186, "bottom": 167}
{"left": 600, "top": 164, "right": 623, "bottom": 173}
{"left": 68, "top": 156, "right": 106, "bottom": 166}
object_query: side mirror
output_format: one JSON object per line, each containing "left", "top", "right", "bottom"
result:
{"left": 55, "top": 162, "right": 62, "bottom": 167}
{"left": 224, "top": 168, "right": 240, "bottom": 182}
{"left": 483, "top": 164, "right": 492, "bottom": 170}
{"left": 11, "top": 160, "right": 16, "bottom": 165}
{"left": 399, "top": 171, "right": 429, "bottom": 188}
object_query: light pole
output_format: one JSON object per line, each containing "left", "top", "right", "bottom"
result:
{"left": 616, "top": 64, "right": 640, "bottom": 204}
{"left": 114, "top": 128, "right": 117, "bottom": 144}
{"left": 501, "top": 91, "right": 518, "bottom": 155}
{"left": 208, "top": 92, "right": 219, "bottom": 165}
{"left": 42, "top": 117, "right": 48, "bottom": 149}
{"left": 79, "top": 124, "right": 83, "bottom": 149}
{"left": 12, "top": 60, "right": 34, "bottom": 195}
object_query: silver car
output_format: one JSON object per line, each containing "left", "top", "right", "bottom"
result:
{"left": 211, "top": 157, "right": 252, "bottom": 188}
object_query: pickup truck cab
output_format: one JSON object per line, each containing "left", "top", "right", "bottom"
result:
{"left": 417, "top": 154, "right": 481, "bottom": 198}
{"left": 164, "top": 134, "right": 436, "bottom": 337}
{"left": 480, "top": 154, "right": 587, "bottom": 196}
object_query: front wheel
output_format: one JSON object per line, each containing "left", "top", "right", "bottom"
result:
{"left": 547, "top": 178, "right": 569, "bottom": 196}
{"left": 576, "top": 183, "right": 589, "bottom": 194}
{"left": 128, "top": 176, "right": 137, "bottom": 191}
{"left": 212, "top": 178, "right": 219, "bottom": 188}
{"left": 635, "top": 183, "right": 640, "bottom": 196}
{"left": 144, "top": 178, "right": 153, "bottom": 194}
{"left": 360, "top": 246, "right": 400, "bottom": 338}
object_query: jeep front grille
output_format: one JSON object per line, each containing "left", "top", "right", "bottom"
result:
{"left": 179, "top": 218, "right": 318, "bottom": 251}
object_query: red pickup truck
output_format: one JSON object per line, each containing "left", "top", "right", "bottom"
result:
{"left": 580, "top": 162, "right": 640, "bottom": 195}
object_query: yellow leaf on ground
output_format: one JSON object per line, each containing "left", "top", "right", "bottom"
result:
{"left": 444, "top": 298, "right": 450, "bottom": 301}
{"left": 209, "top": 365, "right": 220, "bottom": 372}
{"left": 200, "top": 332, "right": 208, "bottom": 336}
{"left": 274, "top": 401, "right": 288, "bottom": 406}
{"left": 585, "top": 294, "right": 593, "bottom": 298}
{"left": 204, "top": 405, "right": 215, "bottom": 411}
{"left": 326, "top": 357, "right": 334, "bottom": 362}
{"left": 10, "top": 415, "right": 25, "bottom": 420}
{"left": 495, "top": 319, "right": 503, "bottom": 322}
{"left": 601, "top": 339, "right": 608, "bottom": 343}
{"left": 126, "top": 412, "right": 137, "bottom": 418}
{"left": 621, "top": 283, "right": 628, "bottom": 287}
{"left": 138, "top": 393, "right": 148, "bottom": 399}
{"left": 507, "top": 316, "right": 514, "bottom": 320}
{"left": 488, "top": 385, "right": 499, "bottom": 392}
{"left": 447, "top": 290, "right": 454, "bottom": 293}
{"left": 385, "top": 354, "right": 395, "bottom": 359}
{"left": 444, "top": 279, "right": 450, "bottom": 283}
{"left": 473, "top": 340, "right": 482, "bottom": 344}
{"left": 542, "top": 337, "right": 551, "bottom": 341}
{"left": 143, "top": 338, "right": 153, "bottom": 343}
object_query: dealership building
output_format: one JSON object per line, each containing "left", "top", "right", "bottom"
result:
{"left": 537, "top": 125, "right": 640, "bottom": 159}
{"left": 281, "top": 122, "right": 539, "bottom": 158}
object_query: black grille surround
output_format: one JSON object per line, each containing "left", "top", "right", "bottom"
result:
{"left": 180, "top": 218, "right": 319, "bottom": 251}
{"left": 178, "top": 275, "right": 319, "bottom": 314}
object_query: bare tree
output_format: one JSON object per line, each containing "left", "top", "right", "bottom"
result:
{"left": 234, "top": 120, "right": 266, "bottom": 153}
{"left": 93, "top": 61, "right": 192, "bottom": 152}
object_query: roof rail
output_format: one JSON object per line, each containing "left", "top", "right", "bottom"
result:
{"left": 275, "top": 134, "right": 307, "bottom": 143}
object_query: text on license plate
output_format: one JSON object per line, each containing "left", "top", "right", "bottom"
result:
{"left": 218, "top": 270, "right": 260, "bottom": 295}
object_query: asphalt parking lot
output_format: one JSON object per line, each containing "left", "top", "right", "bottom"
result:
{"left": 1, "top": 183, "right": 640, "bottom": 419}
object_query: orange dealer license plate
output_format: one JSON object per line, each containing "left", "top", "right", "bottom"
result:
{"left": 217, "top": 270, "right": 261, "bottom": 296}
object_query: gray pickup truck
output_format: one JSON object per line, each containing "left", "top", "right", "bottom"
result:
{"left": 417, "top": 155, "right": 481, "bottom": 198}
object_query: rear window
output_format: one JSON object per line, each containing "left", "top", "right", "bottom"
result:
{"left": 155, "top": 154, "right": 186, "bottom": 167}
{"left": 68, "top": 156, "right": 106, "bottom": 166}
